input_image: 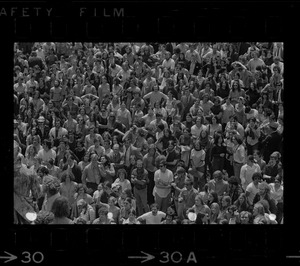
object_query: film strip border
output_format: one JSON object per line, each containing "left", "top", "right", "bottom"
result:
{"left": 0, "top": 1, "right": 295, "bottom": 40}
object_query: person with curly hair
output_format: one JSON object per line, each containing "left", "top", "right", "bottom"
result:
{"left": 50, "top": 196, "right": 74, "bottom": 224}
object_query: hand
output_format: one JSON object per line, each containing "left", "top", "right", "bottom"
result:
{"left": 220, "top": 153, "right": 225, "bottom": 157}
{"left": 171, "top": 183, "right": 176, "bottom": 188}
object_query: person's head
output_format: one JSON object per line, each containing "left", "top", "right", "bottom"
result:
{"left": 167, "top": 140, "right": 175, "bottom": 152}
{"left": 136, "top": 158, "right": 143, "bottom": 169}
{"left": 214, "top": 132, "right": 223, "bottom": 145}
{"left": 240, "top": 211, "right": 252, "bottom": 224}
{"left": 253, "top": 202, "right": 265, "bottom": 217}
{"left": 77, "top": 199, "right": 88, "bottom": 213}
{"left": 108, "top": 196, "right": 117, "bottom": 207}
{"left": 247, "top": 155, "right": 255, "bottom": 165}
{"left": 194, "top": 194, "right": 204, "bottom": 207}
{"left": 221, "top": 195, "right": 231, "bottom": 208}
{"left": 252, "top": 172, "right": 262, "bottom": 185}
{"left": 43, "top": 139, "right": 52, "bottom": 150}
{"left": 90, "top": 153, "right": 99, "bottom": 164}
{"left": 76, "top": 183, "right": 87, "bottom": 195}
{"left": 98, "top": 206, "right": 109, "bottom": 222}
{"left": 51, "top": 196, "right": 70, "bottom": 218}
{"left": 258, "top": 181, "right": 270, "bottom": 197}
{"left": 208, "top": 191, "right": 219, "bottom": 204}
{"left": 159, "top": 160, "right": 167, "bottom": 173}
{"left": 227, "top": 176, "right": 239, "bottom": 189}
{"left": 253, "top": 150, "right": 262, "bottom": 161}
{"left": 184, "top": 177, "right": 194, "bottom": 190}
{"left": 150, "top": 203, "right": 159, "bottom": 216}
{"left": 210, "top": 202, "right": 220, "bottom": 215}
{"left": 213, "top": 170, "right": 223, "bottom": 182}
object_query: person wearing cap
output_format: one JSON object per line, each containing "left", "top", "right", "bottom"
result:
{"left": 240, "top": 155, "right": 261, "bottom": 190}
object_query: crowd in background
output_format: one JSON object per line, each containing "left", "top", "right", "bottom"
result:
{"left": 13, "top": 42, "right": 283, "bottom": 224}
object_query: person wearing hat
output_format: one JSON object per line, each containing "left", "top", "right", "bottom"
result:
{"left": 260, "top": 120, "right": 282, "bottom": 164}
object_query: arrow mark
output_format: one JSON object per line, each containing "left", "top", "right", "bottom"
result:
{"left": 0, "top": 251, "right": 18, "bottom": 263}
{"left": 128, "top": 251, "right": 155, "bottom": 263}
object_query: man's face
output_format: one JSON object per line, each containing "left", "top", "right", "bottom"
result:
{"left": 136, "top": 160, "right": 143, "bottom": 168}
{"left": 151, "top": 207, "right": 158, "bottom": 216}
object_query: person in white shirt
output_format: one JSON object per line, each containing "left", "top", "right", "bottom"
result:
{"left": 153, "top": 161, "right": 174, "bottom": 213}
{"left": 270, "top": 56, "right": 284, "bottom": 75}
{"left": 137, "top": 203, "right": 166, "bottom": 224}
{"left": 190, "top": 116, "right": 207, "bottom": 139}
{"left": 240, "top": 155, "right": 261, "bottom": 190}
{"left": 161, "top": 51, "right": 176, "bottom": 72}
{"left": 245, "top": 172, "right": 262, "bottom": 206}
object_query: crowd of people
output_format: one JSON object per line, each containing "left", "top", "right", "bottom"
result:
{"left": 13, "top": 42, "right": 283, "bottom": 224}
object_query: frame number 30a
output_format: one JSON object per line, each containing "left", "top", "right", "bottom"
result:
{"left": 159, "top": 251, "right": 197, "bottom": 264}
{"left": 21, "top": 251, "right": 44, "bottom": 264}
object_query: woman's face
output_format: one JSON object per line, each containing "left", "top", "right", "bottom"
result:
{"left": 119, "top": 172, "right": 125, "bottom": 180}
{"left": 168, "top": 143, "right": 174, "bottom": 151}
{"left": 186, "top": 115, "right": 192, "bottom": 122}
{"left": 201, "top": 130, "right": 207, "bottom": 138}
{"left": 78, "top": 187, "right": 85, "bottom": 195}
{"left": 194, "top": 197, "right": 201, "bottom": 207}
{"left": 124, "top": 201, "right": 131, "bottom": 210}
{"left": 195, "top": 142, "right": 200, "bottom": 150}
{"left": 212, "top": 117, "right": 217, "bottom": 124}
{"left": 221, "top": 198, "right": 228, "bottom": 207}
{"left": 164, "top": 129, "right": 169, "bottom": 136}
{"left": 238, "top": 196, "right": 245, "bottom": 204}
{"left": 83, "top": 154, "right": 89, "bottom": 162}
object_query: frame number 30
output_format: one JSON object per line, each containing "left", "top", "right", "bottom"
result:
{"left": 21, "top": 251, "right": 44, "bottom": 264}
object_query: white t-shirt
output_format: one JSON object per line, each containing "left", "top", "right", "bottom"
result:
{"left": 246, "top": 182, "right": 259, "bottom": 205}
{"left": 191, "top": 124, "right": 207, "bottom": 138}
{"left": 240, "top": 163, "right": 261, "bottom": 190}
{"left": 37, "top": 148, "right": 56, "bottom": 162}
{"left": 138, "top": 211, "right": 166, "bottom": 224}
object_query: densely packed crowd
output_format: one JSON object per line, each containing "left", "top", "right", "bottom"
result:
{"left": 13, "top": 42, "right": 283, "bottom": 224}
